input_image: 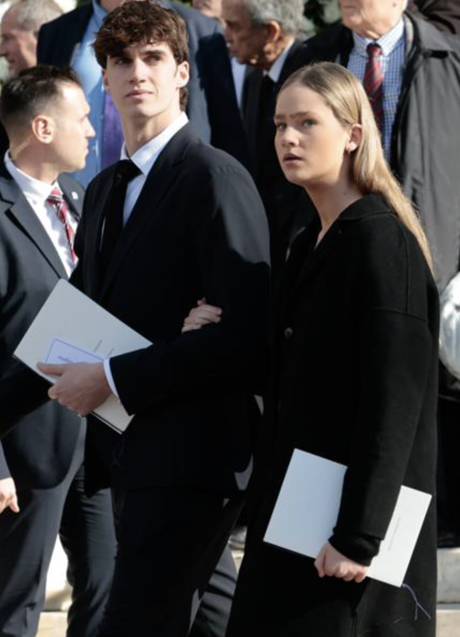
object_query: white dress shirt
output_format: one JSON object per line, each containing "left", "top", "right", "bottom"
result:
{"left": 4, "top": 152, "right": 78, "bottom": 277}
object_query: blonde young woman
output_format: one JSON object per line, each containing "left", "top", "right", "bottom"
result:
{"left": 184, "top": 62, "right": 438, "bottom": 637}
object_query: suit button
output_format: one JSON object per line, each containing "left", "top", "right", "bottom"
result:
{"left": 284, "top": 327, "right": 294, "bottom": 339}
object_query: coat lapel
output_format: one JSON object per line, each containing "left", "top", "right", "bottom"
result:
{"left": 58, "top": 173, "right": 83, "bottom": 222}
{"left": 286, "top": 221, "right": 344, "bottom": 306}
{"left": 99, "top": 125, "right": 198, "bottom": 299}
{"left": 0, "top": 173, "right": 67, "bottom": 278}
{"left": 285, "top": 195, "right": 390, "bottom": 305}
{"left": 84, "top": 168, "right": 116, "bottom": 297}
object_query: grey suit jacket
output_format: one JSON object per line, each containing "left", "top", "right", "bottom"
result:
{"left": 0, "top": 163, "right": 85, "bottom": 488}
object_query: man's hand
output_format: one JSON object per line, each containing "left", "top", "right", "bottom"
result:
{"left": 37, "top": 362, "right": 112, "bottom": 417}
{"left": 314, "top": 542, "right": 368, "bottom": 583}
{"left": 0, "top": 477, "right": 19, "bottom": 514}
{"left": 182, "top": 298, "right": 222, "bottom": 333}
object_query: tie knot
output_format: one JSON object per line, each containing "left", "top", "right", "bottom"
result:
{"left": 47, "top": 187, "right": 64, "bottom": 206}
{"left": 367, "top": 42, "right": 382, "bottom": 59}
{"left": 116, "top": 159, "right": 141, "bottom": 183}
{"left": 262, "top": 74, "right": 275, "bottom": 89}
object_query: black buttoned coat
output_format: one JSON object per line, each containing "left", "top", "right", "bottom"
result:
{"left": 226, "top": 194, "right": 439, "bottom": 637}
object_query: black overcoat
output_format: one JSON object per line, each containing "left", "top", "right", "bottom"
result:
{"left": 226, "top": 194, "right": 439, "bottom": 637}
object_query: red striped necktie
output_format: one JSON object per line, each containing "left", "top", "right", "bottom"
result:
{"left": 47, "top": 187, "right": 76, "bottom": 263}
{"left": 363, "top": 42, "right": 384, "bottom": 132}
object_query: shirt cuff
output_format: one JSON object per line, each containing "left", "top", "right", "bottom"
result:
{"left": 103, "top": 358, "right": 119, "bottom": 398}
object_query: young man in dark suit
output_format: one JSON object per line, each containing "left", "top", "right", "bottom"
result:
{"left": 36, "top": 0, "right": 247, "bottom": 185}
{"left": 37, "top": 3, "right": 270, "bottom": 636}
{"left": 0, "top": 66, "right": 116, "bottom": 637}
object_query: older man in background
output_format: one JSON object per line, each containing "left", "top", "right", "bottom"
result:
{"left": 0, "top": 0, "right": 62, "bottom": 74}
{"left": 0, "top": 0, "right": 63, "bottom": 155}
{"left": 222, "top": 0, "right": 311, "bottom": 274}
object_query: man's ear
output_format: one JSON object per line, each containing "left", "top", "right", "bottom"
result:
{"left": 102, "top": 69, "right": 110, "bottom": 94}
{"left": 176, "top": 61, "right": 190, "bottom": 88}
{"left": 31, "top": 115, "right": 54, "bottom": 144}
{"left": 265, "top": 20, "right": 282, "bottom": 44}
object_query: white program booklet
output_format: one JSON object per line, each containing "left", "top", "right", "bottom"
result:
{"left": 14, "top": 279, "right": 151, "bottom": 433}
{"left": 264, "top": 449, "right": 431, "bottom": 587}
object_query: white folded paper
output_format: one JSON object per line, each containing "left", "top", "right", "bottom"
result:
{"left": 264, "top": 449, "right": 431, "bottom": 587}
{"left": 14, "top": 279, "right": 151, "bottom": 433}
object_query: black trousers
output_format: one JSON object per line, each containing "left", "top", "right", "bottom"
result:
{"left": 97, "top": 485, "right": 242, "bottom": 637}
{"left": 0, "top": 431, "right": 116, "bottom": 637}
{"left": 437, "top": 396, "right": 460, "bottom": 533}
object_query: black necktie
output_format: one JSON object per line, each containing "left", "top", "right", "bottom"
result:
{"left": 100, "top": 159, "right": 141, "bottom": 275}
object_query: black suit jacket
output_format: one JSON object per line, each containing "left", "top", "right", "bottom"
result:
{"left": 0, "top": 162, "right": 85, "bottom": 489}
{"left": 37, "top": 1, "right": 248, "bottom": 166}
{"left": 71, "top": 124, "right": 270, "bottom": 494}
{"left": 243, "top": 37, "right": 314, "bottom": 273}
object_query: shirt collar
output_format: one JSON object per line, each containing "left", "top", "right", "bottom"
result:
{"left": 267, "top": 39, "right": 295, "bottom": 83}
{"left": 92, "top": 0, "right": 107, "bottom": 27}
{"left": 4, "top": 152, "right": 60, "bottom": 203}
{"left": 352, "top": 17, "right": 405, "bottom": 57}
{"left": 121, "top": 111, "right": 189, "bottom": 176}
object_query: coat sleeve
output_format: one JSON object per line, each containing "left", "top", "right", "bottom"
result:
{"left": 0, "top": 442, "right": 10, "bottom": 480}
{"left": 0, "top": 361, "right": 52, "bottom": 439}
{"left": 109, "top": 162, "right": 270, "bottom": 415}
{"left": 329, "top": 218, "right": 439, "bottom": 564}
{"left": 409, "top": 0, "right": 460, "bottom": 35}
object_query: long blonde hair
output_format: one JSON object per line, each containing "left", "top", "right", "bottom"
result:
{"left": 280, "top": 62, "right": 433, "bottom": 272}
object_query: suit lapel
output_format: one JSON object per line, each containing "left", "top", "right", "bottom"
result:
{"left": 0, "top": 173, "right": 67, "bottom": 278}
{"left": 84, "top": 168, "right": 116, "bottom": 297}
{"left": 244, "top": 38, "right": 307, "bottom": 175}
{"left": 58, "top": 173, "right": 83, "bottom": 222}
{"left": 99, "top": 125, "right": 198, "bottom": 299}
{"left": 278, "top": 37, "right": 306, "bottom": 85}
{"left": 243, "top": 71, "right": 263, "bottom": 171}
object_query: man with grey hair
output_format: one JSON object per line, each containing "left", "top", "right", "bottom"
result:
{"left": 222, "top": 0, "right": 311, "bottom": 273}
{"left": 0, "top": 0, "right": 62, "bottom": 74}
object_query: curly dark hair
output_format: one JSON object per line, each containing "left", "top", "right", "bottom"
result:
{"left": 94, "top": 1, "right": 189, "bottom": 110}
